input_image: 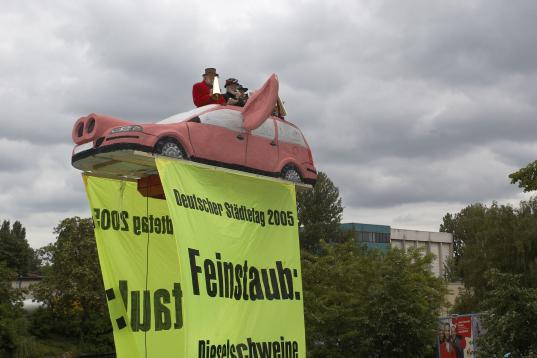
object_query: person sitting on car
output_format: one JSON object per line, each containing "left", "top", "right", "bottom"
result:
{"left": 236, "top": 84, "right": 249, "bottom": 107}
{"left": 192, "top": 68, "right": 225, "bottom": 107}
{"left": 223, "top": 78, "right": 241, "bottom": 105}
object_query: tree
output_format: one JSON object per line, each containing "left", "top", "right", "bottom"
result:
{"left": 0, "top": 261, "right": 27, "bottom": 357}
{"left": 297, "top": 172, "right": 344, "bottom": 252}
{"left": 31, "top": 217, "right": 113, "bottom": 352}
{"left": 509, "top": 160, "right": 537, "bottom": 192}
{"left": 0, "top": 220, "right": 36, "bottom": 275}
{"left": 302, "top": 242, "right": 447, "bottom": 357}
{"left": 440, "top": 198, "right": 537, "bottom": 311}
{"left": 478, "top": 270, "right": 537, "bottom": 357}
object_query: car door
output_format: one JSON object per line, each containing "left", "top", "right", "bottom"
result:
{"left": 245, "top": 117, "right": 278, "bottom": 172}
{"left": 186, "top": 109, "right": 247, "bottom": 166}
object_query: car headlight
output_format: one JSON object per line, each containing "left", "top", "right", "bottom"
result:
{"left": 110, "top": 125, "right": 143, "bottom": 134}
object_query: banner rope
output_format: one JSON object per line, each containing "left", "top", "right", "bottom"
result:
{"left": 144, "top": 184, "right": 150, "bottom": 358}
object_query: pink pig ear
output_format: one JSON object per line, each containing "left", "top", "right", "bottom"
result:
{"left": 242, "top": 74, "right": 279, "bottom": 130}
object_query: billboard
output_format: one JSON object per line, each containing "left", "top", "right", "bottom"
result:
{"left": 438, "top": 314, "right": 482, "bottom": 358}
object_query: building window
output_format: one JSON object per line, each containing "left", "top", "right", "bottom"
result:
{"left": 355, "top": 231, "right": 391, "bottom": 244}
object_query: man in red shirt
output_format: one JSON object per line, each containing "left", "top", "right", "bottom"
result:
{"left": 192, "top": 68, "right": 225, "bottom": 107}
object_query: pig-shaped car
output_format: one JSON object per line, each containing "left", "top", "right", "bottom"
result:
{"left": 71, "top": 74, "right": 317, "bottom": 185}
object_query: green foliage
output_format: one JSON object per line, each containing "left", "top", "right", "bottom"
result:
{"left": 302, "top": 241, "right": 447, "bottom": 357}
{"left": 0, "top": 261, "right": 28, "bottom": 357}
{"left": 297, "top": 172, "right": 344, "bottom": 252}
{"left": 478, "top": 270, "right": 537, "bottom": 358}
{"left": 509, "top": 160, "right": 537, "bottom": 192}
{"left": 0, "top": 220, "right": 36, "bottom": 275}
{"left": 450, "top": 287, "right": 480, "bottom": 315}
{"left": 31, "top": 217, "right": 113, "bottom": 353}
{"left": 440, "top": 198, "right": 537, "bottom": 307}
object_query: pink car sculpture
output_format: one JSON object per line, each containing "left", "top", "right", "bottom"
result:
{"left": 71, "top": 74, "right": 317, "bottom": 187}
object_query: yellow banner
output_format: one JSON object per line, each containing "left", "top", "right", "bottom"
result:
{"left": 156, "top": 158, "right": 306, "bottom": 358}
{"left": 83, "top": 176, "right": 184, "bottom": 357}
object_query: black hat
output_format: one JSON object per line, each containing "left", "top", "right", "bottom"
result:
{"left": 203, "top": 68, "right": 219, "bottom": 76}
{"left": 225, "top": 78, "right": 239, "bottom": 87}
{"left": 238, "top": 84, "right": 248, "bottom": 91}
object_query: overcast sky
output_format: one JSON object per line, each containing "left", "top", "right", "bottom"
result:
{"left": 2, "top": 0, "right": 536, "bottom": 248}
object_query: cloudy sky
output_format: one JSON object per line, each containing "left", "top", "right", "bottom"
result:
{"left": 2, "top": 0, "right": 536, "bottom": 247}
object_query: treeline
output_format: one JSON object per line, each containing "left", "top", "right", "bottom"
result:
{"left": 0, "top": 172, "right": 449, "bottom": 357}
{"left": 431, "top": 161, "right": 537, "bottom": 357}
{"left": 0, "top": 218, "right": 113, "bottom": 357}
{"left": 441, "top": 199, "right": 537, "bottom": 357}
{"left": 298, "top": 173, "right": 446, "bottom": 357}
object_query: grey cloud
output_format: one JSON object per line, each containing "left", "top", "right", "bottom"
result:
{"left": 2, "top": 0, "right": 537, "bottom": 246}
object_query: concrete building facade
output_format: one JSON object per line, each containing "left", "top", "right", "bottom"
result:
{"left": 390, "top": 228, "right": 453, "bottom": 278}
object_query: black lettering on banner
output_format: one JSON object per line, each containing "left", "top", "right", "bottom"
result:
{"left": 261, "top": 269, "right": 281, "bottom": 300}
{"left": 197, "top": 337, "right": 300, "bottom": 358}
{"left": 248, "top": 268, "right": 264, "bottom": 301}
{"left": 172, "top": 283, "right": 183, "bottom": 329}
{"left": 114, "top": 280, "right": 183, "bottom": 332}
{"left": 273, "top": 340, "right": 280, "bottom": 355}
{"left": 188, "top": 249, "right": 302, "bottom": 302}
{"left": 189, "top": 249, "right": 202, "bottom": 295}
{"left": 204, "top": 259, "right": 217, "bottom": 297}
{"left": 233, "top": 265, "right": 243, "bottom": 300}
{"left": 248, "top": 338, "right": 255, "bottom": 357}
{"left": 142, "top": 216, "right": 149, "bottom": 234}
{"left": 171, "top": 187, "right": 300, "bottom": 228}
{"left": 230, "top": 344, "right": 237, "bottom": 358}
{"left": 154, "top": 217, "right": 161, "bottom": 234}
{"left": 101, "top": 209, "right": 111, "bottom": 229}
{"left": 242, "top": 261, "right": 249, "bottom": 301}
{"left": 236, "top": 344, "right": 246, "bottom": 358}
{"left": 273, "top": 210, "right": 280, "bottom": 225}
{"left": 268, "top": 210, "right": 273, "bottom": 225}
{"left": 154, "top": 289, "right": 171, "bottom": 331}
{"left": 280, "top": 210, "right": 287, "bottom": 225}
{"left": 277, "top": 261, "right": 294, "bottom": 300}
{"left": 111, "top": 210, "right": 120, "bottom": 230}
{"left": 216, "top": 253, "right": 224, "bottom": 298}
{"left": 223, "top": 261, "right": 234, "bottom": 298}
{"left": 133, "top": 216, "right": 141, "bottom": 235}
{"left": 287, "top": 211, "right": 294, "bottom": 226}
{"left": 120, "top": 211, "right": 129, "bottom": 231}
{"left": 131, "top": 290, "right": 151, "bottom": 332}
{"left": 267, "top": 209, "right": 295, "bottom": 227}
{"left": 93, "top": 208, "right": 132, "bottom": 232}
{"left": 132, "top": 215, "right": 174, "bottom": 236}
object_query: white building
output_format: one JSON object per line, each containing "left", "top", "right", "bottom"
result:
{"left": 390, "top": 228, "right": 453, "bottom": 277}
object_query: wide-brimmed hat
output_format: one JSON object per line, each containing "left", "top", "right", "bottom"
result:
{"left": 203, "top": 68, "right": 219, "bottom": 76}
{"left": 225, "top": 78, "right": 239, "bottom": 87}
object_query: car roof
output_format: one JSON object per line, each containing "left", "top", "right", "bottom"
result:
{"left": 157, "top": 105, "right": 220, "bottom": 124}
{"left": 157, "top": 105, "right": 303, "bottom": 134}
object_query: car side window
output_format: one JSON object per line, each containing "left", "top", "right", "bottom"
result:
{"left": 251, "top": 118, "right": 275, "bottom": 140}
{"left": 199, "top": 109, "right": 244, "bottom": 132}
{"left": 277, "top": 121, "right": 306, "bottom": 147}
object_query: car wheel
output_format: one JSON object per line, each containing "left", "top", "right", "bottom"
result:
{"left": 281, "top": 165, "right": 302, "bottom": 183}
{"left": 155, "top": 139, "right": 186, "bottom": 159}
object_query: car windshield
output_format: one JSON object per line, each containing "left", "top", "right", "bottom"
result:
{"left": 157, "top": 105, "right": 220, "bottom": 124}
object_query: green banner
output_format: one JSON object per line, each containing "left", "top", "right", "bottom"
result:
{"left": 83, "top": 176, "right": 184, "bottom": 357}
{"left": 156, "top": 158, "right": 306, "bottom": 358}
{"left": 84, "top": 159, "right": 305, "bottom": 357}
